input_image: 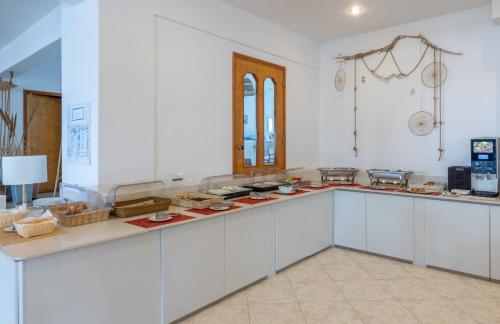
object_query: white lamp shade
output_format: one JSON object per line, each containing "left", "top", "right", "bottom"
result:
{"left": 2, "top": 155, "right": 48, "bottom": 185}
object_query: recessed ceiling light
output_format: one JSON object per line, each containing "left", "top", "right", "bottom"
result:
{"left": 349, "top": 5, "right": 363, "bottom": 16}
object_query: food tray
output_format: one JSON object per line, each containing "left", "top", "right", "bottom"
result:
{"left": 169, "top": 193, "right": 223, "bottom": 209}
{"left": 206, "top": 188, "right": 253, "bottom": 200}
{"left": 244, "top": 182, "right": 284, "bottom": 192}
{"left": 50, "top": 203, "right": 111, "bottom": 226}
{"left": 112, "top": 197, "right": 172, "bottom": 218}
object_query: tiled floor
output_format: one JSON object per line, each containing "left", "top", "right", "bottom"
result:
{"left": 178, "top": 247, "right": 500, "bottom": 323}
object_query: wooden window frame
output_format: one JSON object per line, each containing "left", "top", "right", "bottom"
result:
{"left": 232, "top": 52, "right": 286, "bottom": 174}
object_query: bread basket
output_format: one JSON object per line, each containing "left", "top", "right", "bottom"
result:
{"left": 0, "top": 208, "right": 28, "bottom": 228}
{"left": 14, "top": 215, "right": 58, "bottom": 238}
{"left": 50, "top": 203, "right": 111, "bottom": 226}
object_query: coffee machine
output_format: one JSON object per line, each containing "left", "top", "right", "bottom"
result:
{"left": 471, "top": 138, "right": 499, "bottom": 197}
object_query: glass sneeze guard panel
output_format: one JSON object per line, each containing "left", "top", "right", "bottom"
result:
{"left": 243, "top": 73, "right": 257, "bottom": 167}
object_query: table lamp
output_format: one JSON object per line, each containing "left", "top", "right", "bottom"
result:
{"left": 2, "top": 155, "right": 48, "bottom": 208}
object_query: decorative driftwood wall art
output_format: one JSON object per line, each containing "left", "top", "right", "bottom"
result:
{"left": 336, "top": 34, "right": 462, "bottom": 160}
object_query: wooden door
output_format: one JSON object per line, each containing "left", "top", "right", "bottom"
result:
{"left": 233, "top": 53, "right": 286, "bottom": 174}
{"left": 24, "top": 90, "right": 62, "bottom": 193}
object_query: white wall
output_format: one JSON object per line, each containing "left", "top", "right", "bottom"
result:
{"left": 97, "top": 0, "right": 320, "bottom": 193}
{"left": 61, "top": 0, "right": 99, "bottom": 190}
{"left": 8, "top": 58, "right": 61, "bottom": 139}
{"left": 319, "top": 6, "right": 500, "bottom": 177}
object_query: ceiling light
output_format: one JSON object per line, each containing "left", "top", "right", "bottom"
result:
{"left": 349, "top": 5, "right": 363, "bottom": 16}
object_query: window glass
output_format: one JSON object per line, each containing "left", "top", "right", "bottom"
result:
{"left": 243, "top": 73, "right": 257, "bottom": 167}
{"left": 264, "top": 78, "right": 275, "bottom": 165}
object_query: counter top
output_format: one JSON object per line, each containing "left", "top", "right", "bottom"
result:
{"left": 3, "top": 184, "right": 500, "bottom": 261}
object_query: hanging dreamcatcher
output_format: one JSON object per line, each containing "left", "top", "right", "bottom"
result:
{"left": 336, "top": 34, "right": 461, "bottom": 159}
{"left": 421, "top": 62, "right": 447, "bottom": 88}
{"left": 335, "top": 68, "right": 346, "bottom": 91}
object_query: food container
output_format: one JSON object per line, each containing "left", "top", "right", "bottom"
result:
{"left": 244, "top": 181, "right": 284, "bottom": 192}
{"left": 169, "top": 193, "right": 224, "bottom": 209}
{"left": 0, "top": 208, "right": 28, "bottom": 228}
{"left": 14, "top": 215, "right": 57, "bottom": 238}
{"left": 318, "top": 168, "right": 359, "bottom": 184}
{"left": 112, "top": 197, "right": 171, "bottom": 218}
{"left": 206, "top": 186, "right": 253, "bottom": 200}
{"left": 366, "top": 169, "right": 413, "bottom": 188}
{"left": 50, "top": 202, "right": 111, "bottom": 226}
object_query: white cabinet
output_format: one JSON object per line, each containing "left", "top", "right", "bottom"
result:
{"left": 425, "top": 200, "right": 490, "bottom": 278}
{"left": 491, "top": 206, "right": 500, "bottom": 280}
{"left": 276, "top": 192, "right": 333, "bottom": 270}
{"left": 22, "top": 232, "right": 162, "bottom": 324}
{"left": 0, "top": 253, "right": 18, "bottom": 324}
{"left": 225, "top": 207, "right": 273, "bottom": 293}
{"left": 366, "top": 193, "right": 414, "bottom": 261}
{"left": 333, "top": 190, "right": 366, "bottom": 251}
{"left": 162, "top": 217, "right": 225, "bottom": 323}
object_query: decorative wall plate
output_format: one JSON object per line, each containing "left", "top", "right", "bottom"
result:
{"left": 421, "top": 62, "right": 447, "bottom": 88}
{"left": 335, "top": 68, "right": 346, "bottom": 91}
{"left": 408, "top": 111, "right": 435, "bottom": 136}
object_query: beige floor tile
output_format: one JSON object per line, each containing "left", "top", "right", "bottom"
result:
{"left": 377, "top": 278, "right": 441, "bottom": 300}
{"left": 299, "top": 301, "right": 363, "bottom": 324}
{"left": 335, "top": 279, "right": 393, "bottom": 301}
{"left": 290, "top": 279, "right": 345, "bottom": 302}
{"left": 463, "top": 277, "right": 500, "bottom": 298}
{"left": 323, "top": 263, "right": 373, "bottom": 281}
{"left": 350, "top": 299, "right": 419, "bottom": 324}
{"left": 247, "top": 279, "right": 297, "bottom": 304}
{"left": 400, "top": 298, "right": 478, "bottom": 324}
{"left": 316, "top": 248, "right": 357, "bottom": 265}
{"left": 452, "top": 298, "right": 500, "bottom": 323}
{"left": 286, "top": 258, "right": 332, "bottom": 283}
{"left": 249, "top": 303, "right": 306, "bottom": 324}
{"left": 218, "top": 290, "right": 248, "bottom": 306}
{"left": 361, "top": 262, "right": 414, "bottom": 280}
{"left": 425, "top": 277, "right": 489, "bottom": 299}
{"left": 192, "top": 304, "right": 249, "bottom": 324}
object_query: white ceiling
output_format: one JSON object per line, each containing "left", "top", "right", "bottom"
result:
{"left": 0, "top": 0, "right": 60, "bottom": 49}
{"left": 220, "top": 0, "right": 491, "bottom": 41}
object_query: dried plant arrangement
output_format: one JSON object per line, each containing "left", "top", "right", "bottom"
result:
{"left": 0, "top": 71, "right": 22, "bottom": 157}
{"left": 335, "top": 35, "right": 461, "bottom": 160}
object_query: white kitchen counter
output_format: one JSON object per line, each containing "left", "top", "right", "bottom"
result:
{"left": 2, "top": 184, "right": 500, "bottom": 261}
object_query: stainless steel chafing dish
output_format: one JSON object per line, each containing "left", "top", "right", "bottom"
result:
{"left": 366, "top": 169, "right": 413, "bottom": 188}
{"left": 318, "top": 168, "right": 359, "bottom": 184}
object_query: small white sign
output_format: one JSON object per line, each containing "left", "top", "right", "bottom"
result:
{"left": 67, "top": 103, "right": 91, "bottom": 164}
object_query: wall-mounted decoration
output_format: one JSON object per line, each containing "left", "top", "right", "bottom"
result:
{"left": 422, "top": 62, "right": 448, "bottom": 88}
{"left": 335, "top": 68, "right": 346, "bottom": 91}
{"left": 408, "top": 111, "right": 435, "bottom": 136}
{"left": 336, "top": 34, "right": 462, "bottom": 159}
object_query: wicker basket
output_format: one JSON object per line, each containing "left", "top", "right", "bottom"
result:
{"left": 112, "top": 197, "right": 171, "bottom": 218}
{"left": 169, "top": 193, "right": 224, "bottom": 209}
{"left": 50, "top": 204, "right": 111, "bottom": 227}
{"left": 14, "top": 216, "right": 57, "bottom": 238}
{"left": 0, "top": 209, "right": 28, "bottom": 228}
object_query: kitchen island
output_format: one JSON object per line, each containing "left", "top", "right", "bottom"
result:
{"left": 2, "top": 184, "right": 500, "bottom": 324}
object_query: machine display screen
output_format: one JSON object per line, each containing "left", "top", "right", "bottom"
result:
{"left": 478, "top": 154, "right": 489, "bottom": 160}
{"left": 473, "top": 141, "right": 494, "bottom": 154}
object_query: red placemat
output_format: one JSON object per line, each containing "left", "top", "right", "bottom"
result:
{"left": 232, "top": 197, "right": 278, "bottom": 205}
{"left": 272, "top": 190, "right": 308, "bottom": 196}
{"left": 360, "top": 186, "right": 402, "bottom": 192}
{"left": 186, "top": 205, "right": 241, "bottom": 215}
{"left": 301, "top": 185, "right": 331, "bottom": 190}
{"left": 328, "top": 183, "right": 363, "bottom": 188}
{"left": 126, "top": 214, "right": 195, "bottom": 228}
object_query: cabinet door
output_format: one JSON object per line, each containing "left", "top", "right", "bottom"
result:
{"left": 491, "top": 206, "right": 500, "bottom": 280}
{"left": 0, "top": 253, "right": 18, "bottom": 324}
{"left": 425, "top": 200, "right": 489, "bottom": 277}
{"left": 333, "top": 190, "right": 366, "bottom": 251}
{"left": 366, "top": 194, "right": 414, "bottom": 261}
{"left": 162, "top": 217, "right": 225, "bottom": 323}
{"left": 225, "top": 207, "right": 273, "bottom": 293}
{"left": 22, "top": 232, "right": 162, "bottom": 324}
{"left": 276, "top": 192, "right": 333, "bottom": 270}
